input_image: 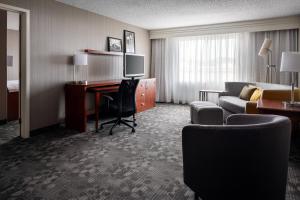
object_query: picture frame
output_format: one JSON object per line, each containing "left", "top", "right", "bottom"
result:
{"left": 107, "top": 37, "right": 122, "bottom": 52}
{"left": 124, "top": 30, "right": 135, "bottom": 53}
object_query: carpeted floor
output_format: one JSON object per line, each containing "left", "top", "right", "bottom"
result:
{"left": 0, "top": 120, "right": 19, "bottom": 145}
{"left": 0, "top": 103, "right": 299, "bottom": 200}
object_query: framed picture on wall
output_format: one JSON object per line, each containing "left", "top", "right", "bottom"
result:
{"left": 124, "top": 30, "right": 135, "bottom": 53}
{"left": 108, "top": 37, "right": 122, "bottom": 52}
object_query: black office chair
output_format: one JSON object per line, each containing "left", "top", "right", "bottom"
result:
{"left": 100, "top": 79, "right": 139, "bottom": 135}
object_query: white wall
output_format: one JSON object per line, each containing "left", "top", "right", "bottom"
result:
{"left": 0, "top": 0, "right": 151, "bottom": 130}
{"left": 7, "top": 29, "right": 19, "bottom": 80}
{"left": 7, "top": 11, "right": 19, "bottom": 31}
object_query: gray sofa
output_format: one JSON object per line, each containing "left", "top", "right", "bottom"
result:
{"left": 219, "top": 82, "right": 290, "bottom": 118}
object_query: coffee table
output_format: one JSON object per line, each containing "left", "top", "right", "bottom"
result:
{"left": 257, "top": 99, "right": 300, "bottom": 121}
{"left": 257, "top": 99, "right": 300, "bottom": 161}
{"left": 257, "top": 99, "right": 300, "bottom": 135}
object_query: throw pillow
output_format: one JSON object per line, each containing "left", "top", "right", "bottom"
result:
{"left": 250, "top": 88, "right": 263, "bottom": 101}
{"left": 239, "top": 85, "right": 257, "bottom": 101}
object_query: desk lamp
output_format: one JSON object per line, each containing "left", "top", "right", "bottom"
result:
{"left": 280, "top": 51, "right": 300, "bottom": 106}
{"left": 258, "top": 38, "right": 276, "bottom": 83}
{"left": 73, "top": 53, "right": 88, "bottom": 84}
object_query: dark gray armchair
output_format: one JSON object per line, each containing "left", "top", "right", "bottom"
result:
{"left": 182, "top": 114, "right": 291, "bottom": 200}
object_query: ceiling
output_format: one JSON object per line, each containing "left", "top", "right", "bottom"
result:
{"left": 56, "top": 0, "right": 300, "bottom": 30}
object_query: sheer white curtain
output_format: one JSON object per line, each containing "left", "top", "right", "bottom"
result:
{"left": 151, "top": 29, "right": 298, "bottom": 104}
{"left": 250, "top": 30, "right": 298, "bottom": 84}
{"left": 152, "top": 33, "right": 255, "bottom": 103}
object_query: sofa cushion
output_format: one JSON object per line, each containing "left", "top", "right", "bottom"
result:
{"left": 239, "top": 85, "right": 257, "bottom": 100}
{"left": 219, "top": 96, "right": 247, "bottom": 113}
{"left": 250, "top": 88, "right": 263, "bottom": 101}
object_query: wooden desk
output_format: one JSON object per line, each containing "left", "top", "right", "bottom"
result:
{"left": 257, "top": 99, "right": 300, "bottom": 132}
{"left": 65, "top": 80, "right": 121, "bottom": 132}
{"left": 65, "top": 78, "right": 156, "bottom": 132}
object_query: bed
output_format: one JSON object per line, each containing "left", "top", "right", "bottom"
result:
{"left": 7, "top": 80, "right": 19, "bottom": 121}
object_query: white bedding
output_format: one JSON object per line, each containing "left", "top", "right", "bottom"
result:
{"left": 7, "top": 80, "right": 19, "bottom": 92}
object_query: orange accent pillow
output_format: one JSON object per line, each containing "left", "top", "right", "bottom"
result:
{"left": 250, "top": 88, "right": 263, "bottom": 101}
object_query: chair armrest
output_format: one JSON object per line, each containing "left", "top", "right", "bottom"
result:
{"left": 245, "top": 101, "right": 258, "bottom": 114}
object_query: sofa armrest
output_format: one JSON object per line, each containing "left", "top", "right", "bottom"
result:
{"left": 218, "top": 91, "right": 230, "bottom": 97}
{"left": 245, "top": 101, "right": 258, "bottom": 114}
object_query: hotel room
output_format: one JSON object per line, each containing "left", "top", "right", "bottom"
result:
{"left": 0, "top": 0, "right": 299, "bottom": 199}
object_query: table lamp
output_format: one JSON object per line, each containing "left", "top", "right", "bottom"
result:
{"left": 73, "top": 53, "right": 88, "bottom": 84}
{"left": 258, "top": 38, "right": 276, "bottom": 83}
{"left": 280, "top": 51, "right": 300, "bottom": 106}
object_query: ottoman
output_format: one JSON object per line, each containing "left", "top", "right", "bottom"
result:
{"left": 190, "top": 101, "right": 223, "bottom": 125}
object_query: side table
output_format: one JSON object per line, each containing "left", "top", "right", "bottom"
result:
{"left": 199, "top": 89, "right": 226, "bottom": 101}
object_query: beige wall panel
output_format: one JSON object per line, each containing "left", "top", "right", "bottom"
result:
{"left": 7, "top": 29, "right": 19, "bottom": 80}
{"left": 0, "top": 0, "right": 150, "bottom": 130}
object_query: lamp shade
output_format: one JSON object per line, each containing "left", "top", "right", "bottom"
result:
{"left": 74, "top": 54, "right": 88, "bottom": 66}
{"left": 280, "top": 52, "right": 300, "bottom": 72}
{"left": 258, "top": 38, "right": 272, "bottom": 56}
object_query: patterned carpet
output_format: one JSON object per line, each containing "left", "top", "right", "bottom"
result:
{"left": 0, "top": 121, "right": 19, "bottom": 145}
{"left": 0, "top": 103, "right": 299, "bottom": 200}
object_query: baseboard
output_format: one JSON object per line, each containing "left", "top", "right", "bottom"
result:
{"left": 30, "top": 123, "right": 61, "bottom": 137}
{"left": 0, "top": 119, "right": 7, "bottom": 125}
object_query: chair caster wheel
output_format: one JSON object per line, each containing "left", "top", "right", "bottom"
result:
{"left": 109, "top": 130, "right": 113, "bottom": 135}
{"left": 131, "top": 129, "right": 135, "bottom": 133}
{"left": 133, "top": 123, "right": 137, "bottom": 127}
{"left": 100, "top": 125, "right": 103, "bottom": 130}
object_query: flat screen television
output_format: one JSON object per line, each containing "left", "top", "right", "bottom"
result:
{"left": 124, "top": 53, "right": 145, "bottom": 78}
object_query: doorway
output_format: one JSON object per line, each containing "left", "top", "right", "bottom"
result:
{"left": 0, "top": 3, "right": 30, "bottom": 139}
{"left": 0, "top": 11, "right": 20, "bottom": 143}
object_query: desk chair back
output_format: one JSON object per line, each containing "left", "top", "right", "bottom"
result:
{"left": 117, "top": 79, "right": 139, "bottom": 117}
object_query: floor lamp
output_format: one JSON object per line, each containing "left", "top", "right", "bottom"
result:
{"left": 73, "top": 53, "right": 88, "bottom": 84}
{"left": 280, "top": 51, "right": 300, "bottom": 106}
{"left": 258, "top": 38, "right": 276, "bottom": 83}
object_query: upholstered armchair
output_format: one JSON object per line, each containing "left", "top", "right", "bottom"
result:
{"left": 182, "top": 114, "right": 291, "bottom": 200}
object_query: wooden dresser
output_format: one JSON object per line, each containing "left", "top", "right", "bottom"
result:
{"left": 65, "top": 78, "right": 156, "bottom": 132}
{"left": 136, "top": 78, "right": 156, "bottom": 112}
